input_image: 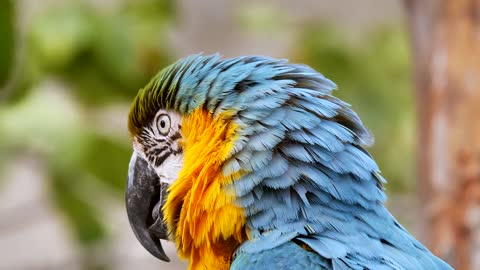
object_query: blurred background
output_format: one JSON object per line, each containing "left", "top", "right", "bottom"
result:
{"left": 0, "top": 0, "right": 478, "bottom": 269}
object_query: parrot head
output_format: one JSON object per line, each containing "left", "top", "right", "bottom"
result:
{"left": 125, "top": 54, "right": 376, "bottom": 269}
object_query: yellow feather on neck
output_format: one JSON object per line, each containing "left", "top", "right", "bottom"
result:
{"left": 163, "top": 108, "right": 247, "bottom": 270}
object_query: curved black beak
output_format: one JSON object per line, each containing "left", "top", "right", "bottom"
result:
{"left": 126, "top": 152, "right": 170, "bottom": 262}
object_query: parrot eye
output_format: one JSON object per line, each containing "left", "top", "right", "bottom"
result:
{"left": 156, "top": 114, "right": 171, "bottom": 136}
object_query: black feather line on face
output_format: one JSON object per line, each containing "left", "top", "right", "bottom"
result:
{"left": 147, "top": 146, "right": 168, "bottom": 157}
{"left": 155, "top": 138, "right": 167, "bottom": 143}
{"left": 141, "top": 126, "right": 183, "bottom": 168}
{"left": 155, "top": 151, "right": 172, "bottom": 167}
{"left": 170, "top": 131, "right": 181, "bottom": 142}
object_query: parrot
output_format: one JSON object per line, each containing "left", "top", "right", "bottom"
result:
{"left": 125, "top": 54, "right": 453, "bottom": 270}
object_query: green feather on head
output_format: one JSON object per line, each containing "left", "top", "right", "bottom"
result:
{"left": 128, "top": 61, "right": 180, "bottom": 136}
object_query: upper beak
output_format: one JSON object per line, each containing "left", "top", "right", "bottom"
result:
{"left": 126, "top": 152, "right": 170, "bottom": 262}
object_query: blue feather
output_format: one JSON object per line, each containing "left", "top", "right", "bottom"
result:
{"left": 247, "top": 128, "right": 285, "bottom": 151}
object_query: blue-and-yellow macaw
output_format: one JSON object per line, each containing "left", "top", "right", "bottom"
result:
{"left": 125, "top": 54, "right": 452, "bottom": 270}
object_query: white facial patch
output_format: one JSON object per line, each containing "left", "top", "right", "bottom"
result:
{"left": 134, "top": 109, "right": 184, "bottom": 186}
{"left": 155, "top": 153, "right": 184, "bottom": 185}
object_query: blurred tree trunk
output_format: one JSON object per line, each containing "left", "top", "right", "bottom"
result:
{"left": 405, "top": 0, "right": 480, "bottom": 269}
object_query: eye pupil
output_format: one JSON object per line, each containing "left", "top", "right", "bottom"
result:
{"left": 157, "top": 114, "right": 171, "bottom": 136}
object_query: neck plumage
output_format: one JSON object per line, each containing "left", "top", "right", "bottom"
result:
{"left": 163, "top": 109, "right": 247, "bottom": 270}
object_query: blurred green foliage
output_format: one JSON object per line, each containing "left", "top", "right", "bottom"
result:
{"left": 0, "top": 1, "right": 414, "bottom": 269}
{"left": 0, "top": 0, "right": 15, "bottom": 88}
{"left": 9, "top": 0, "right": 174, "bottom": 104}
{"left": 294, "top": 25, "right": 414, "bottom": 192}
{"left": 237, "top": 3, "right": 288, "bottom": 32}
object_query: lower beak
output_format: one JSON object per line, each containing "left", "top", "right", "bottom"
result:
{"left": 126, "top": 152, "right": 170, "bottom": 262}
